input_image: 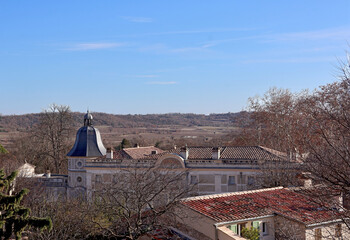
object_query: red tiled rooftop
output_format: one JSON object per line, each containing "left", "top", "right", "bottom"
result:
{"left": 181, "top": 187, "right": 339, "bottom": 225}
{"left": 114, "top": 146, "right": 164, "bottom": 160}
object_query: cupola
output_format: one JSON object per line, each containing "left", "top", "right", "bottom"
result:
{"left": 67, "top": 111, "right": 106, "bottom": 157}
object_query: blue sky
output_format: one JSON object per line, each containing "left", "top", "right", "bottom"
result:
{"left": 1, "top": 1, "right": 349, "bottom": 115}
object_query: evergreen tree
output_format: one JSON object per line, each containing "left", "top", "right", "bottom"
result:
{"left": 0, "top": 170, "right": 52, "bottom": 239}
{"left": 120, "top": 138, "right": 131, "bottom": 149}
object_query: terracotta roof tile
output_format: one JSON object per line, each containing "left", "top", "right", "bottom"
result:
{"left": 181, "top": 188, "right": 339, "bottom": 225}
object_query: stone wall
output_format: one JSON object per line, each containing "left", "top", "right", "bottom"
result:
{"left": 274, "top": 215, "right": 306, "bottom": 240}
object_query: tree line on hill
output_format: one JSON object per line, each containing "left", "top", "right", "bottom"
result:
{"left": 0, "top": 111, "right": 243, "bottom": 133}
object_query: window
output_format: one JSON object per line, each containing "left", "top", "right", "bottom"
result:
{"left": 228, "top": 176, "right": 236, "bottom": 185}
{"left": 248, "top": 176, "right": 255, "bottom": 185}
{"left": 228, "top": 223, "right": 246, "bottom": 236}
{"left": 76, "top": 161, "right": 83, "bottom": 168}
{"left": 229, "top": 224, "right": 238, "bottom": 234}
{"left": 335, "top": 224, "right": 342, "bottom": 238}
{"left": 238, "top": 172, "right": 246, "bottom": 184}
{"left": 96, "top": 174, "right": 102, "bottom": 183}
{"left": 262, "top": 222, "right": 268, "bottom": 235}
{"left": 77, "top": 176, "right": 82, "bottom": 182}
{"left": 252, "top": 221, "right": 260, "bottom": 230}
{"left": 315, "top": 228, "right": 322, "bottom": 240}
{"left": 112, "top": 175, "right": 118, "bottom": 183}
{"left": 190, "top": 175, "right": 198, "bottom": 184}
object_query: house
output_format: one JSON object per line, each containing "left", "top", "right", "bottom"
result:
{"left": 66, "top": 112, "right": 298, "bottom": 198}
{"left": 175, "top": 187, "right": 349, "bottom": 240}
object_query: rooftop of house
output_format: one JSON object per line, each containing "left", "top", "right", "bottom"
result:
{"left": 108, "top": 145, "right": 288, "bottom": 161}
{"left": 181, "top": 187, "right": 340, "bottom": 226}
{"left": 94, "top": 146, "right": 163, "bottom": 160}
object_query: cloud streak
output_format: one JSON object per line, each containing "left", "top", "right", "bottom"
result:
{"left": 242, "top": 56, "right": 335, "bottom": 64}
{"left": 122, "top": 16, "right": 153, "bottom": 23}
{"left": 124, "top": 27, "right": 254, "bottom": 38}
{"left": 64, "top": 42, "right": 124, "bottom": 51}
{"left": 265, "top": 26, "right": 350, "bottom": 42}
{"left": 147, "top": 81, "right": 177, "bottom": 85}
{"left": 131, "top": 75, "right": 158, "bottom": 78}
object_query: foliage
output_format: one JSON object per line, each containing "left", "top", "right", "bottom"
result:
{"left": 0, "top": 169, "right": 51, "bottom": 239}
{"left": 0, "top": 144, "right": 8, "bottom": 154}
{"left": 241, "top": 227, "right": 259, "bottom": 240}
{"left": 120, "top": 138, "right": 131, "bottom": 149}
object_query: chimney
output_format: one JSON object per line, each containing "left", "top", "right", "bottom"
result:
{"left": 134, "top": 143, "right": 140, "bottom": 148}
{"left": 212, "top": 147, "right": 220, "bottom": 160}
{"left": 180, "top": 146, "right": 189, "bottom": 160}
{"left": 46, "top": 169, "right": 51, "bottom": 178}
{"left": 287, "top": 149, "right": 296, "bottom": 161}
{"left": 106, "top": 147, "right": 114, "bottom": 159}
{"left": 297, "top": 172, "right": 312, "bottom": 188}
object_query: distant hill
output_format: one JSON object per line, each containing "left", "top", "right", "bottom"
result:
{"left": 0, "top": 112, "right": 247, "bottom": 132}
{"left": 0, "top": 112, "right": 249, "bottom": 149}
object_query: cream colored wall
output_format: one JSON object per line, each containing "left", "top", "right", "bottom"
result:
{"left": 188, "top": 170, "right": 258, "bottom": 195}
{"left": 259, "top": 217, "right": 275, "bottom": 240}
{"left": 176, "top": 205, "right": 217, "bottom": 240}
{"left": 306, "top": 223, "right": 350, "bottom": 240}
{"left": 176, "top": 204, "right": 277, "bottom": 240}
{"left": 217, "top": 226, "right": 245, "bottom": 240}
{"left": 68, "top": 157, "right": 87, "bottom": 188}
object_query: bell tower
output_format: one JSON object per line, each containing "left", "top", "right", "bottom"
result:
{"left": 67, "top": 111, "right": 106, "bottom": 198}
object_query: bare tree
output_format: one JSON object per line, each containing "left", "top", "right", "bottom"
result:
{"left": 27, "top": 199, "right": 97, "bottom": 240}
{"left": 33, "top": 104, "right": 74, "bottom": 174}
{"left": 90, "top": 165, "right": 194, "bottom": 239}
{"left": 244, "top": 53, "right": 350, "bottom": 236}
{"left": 298, "top": 55, "right": 350, "bottom": 196}
{"left": 246, "top": 87, "right": 306, "bottom": 154}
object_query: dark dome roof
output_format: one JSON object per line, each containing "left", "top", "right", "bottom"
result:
{"left": 67, "top": 111, "right": 106, "bottom": 157}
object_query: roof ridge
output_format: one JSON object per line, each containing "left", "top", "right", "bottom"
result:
{"left": 258, "top": 146, "right": 286, "bottom": 159}
{"left": 124, "top": 146, "right": 159, "bottom": 150}
{"left": 182, "top": 186, "right": 284, "bottom": 202}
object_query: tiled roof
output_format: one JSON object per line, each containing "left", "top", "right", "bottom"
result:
{"left": 101, "top": 146, "right": 287, "bottom": 162}
{"left": 181, "top": 187, "right": 339, "bottom": 225}
{"left": 220, "top": 146, "right": 285, "bottom": 161}
{"left": 114, "top": 146, "right": 164, "bottom": 160}
{"left": 137, "top": 146, "right": 286, "bottom": 161}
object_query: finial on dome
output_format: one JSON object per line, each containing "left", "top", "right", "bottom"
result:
{"left": 84, "top": 110, "right": 93, "bottom": 126}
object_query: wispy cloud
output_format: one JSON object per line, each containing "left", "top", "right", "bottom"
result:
{"left": 242, "top": 56, "right": 335, "bottom": 64}
{"left": 122, "top": 16, "right": 153, "bottom": 23}
{"left": 147, "top": 81, "right": 177, "bottom": 85}
{"left": 131, "top": 75, "right": 158, "bottom": 78}
{"left": 265, "top": 27, "right": 350, "bottom": 42}
{"left": 64, "top": 42, "right": 124, "bottom": 51}
{"left": 169, "top": 43, "right": 215, "bottom": 53}
{"left": 123, "top": 27, "right": 254, "bottom": 38}
{"left": 139, "top": 42, "right": 217, "bottom": 54}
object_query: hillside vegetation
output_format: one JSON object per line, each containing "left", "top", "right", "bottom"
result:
{"left": 0, "top": 112, "right": 247, "bottom": 149}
